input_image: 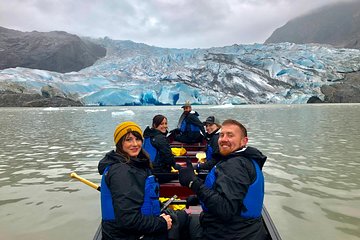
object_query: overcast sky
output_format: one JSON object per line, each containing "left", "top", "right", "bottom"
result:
{"left": 0, "top": 0, "right": 353, "bottom": 49}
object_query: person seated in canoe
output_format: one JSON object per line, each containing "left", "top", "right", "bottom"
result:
{"left": 169, "top": 101, "right": 205, "bottom": 144}
{"left": 196, "top": 115, "right": 221, "bottom": 172}
{"left": 143, "top": 115, "right": 182, "bottom": 183}
{"left": 98, "top": 121, "right": 189, "bottom": 240}
{"left": 178, "top": 119, "right": 268, "bottom": 240}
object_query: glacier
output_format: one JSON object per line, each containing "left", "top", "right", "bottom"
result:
{"left": 1, "top": 38, "right": 360, "bottom": 106}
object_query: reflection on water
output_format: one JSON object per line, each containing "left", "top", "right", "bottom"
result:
{"left": 0, "top": 104, "right": 359, "bottom": 240}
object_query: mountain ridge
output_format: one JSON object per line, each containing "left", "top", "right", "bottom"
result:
{"left": 0, "top": 26, "right": 106, "bottom": 73}
{"left": 265, "top": 1, "right": 360, "bottom": 49}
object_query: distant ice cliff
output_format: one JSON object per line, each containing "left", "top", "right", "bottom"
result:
{"left": 1, "top": 38, "right": 359, "bottom": 106}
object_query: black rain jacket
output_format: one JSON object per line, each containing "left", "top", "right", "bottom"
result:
{"left": 143, "top": 126, "right": 176, "bottom": 172}
{"left": 198, "top": 128, "right": 220, "bottom": 171}
{"left": 180, "top": 111, "right": 206, "bottom": 136}
{"left": 98, "top": 150, "right": 168, "bottom": 240}
{"left": 175, "top": 111, "right": 205, "bottom": 143}
{"left": 191, "top": 146, "right": 268, "bottom": 240}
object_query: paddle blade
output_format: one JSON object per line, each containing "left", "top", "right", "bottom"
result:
{"left": 195, "top": 151, "right": 206, "bottom": 160}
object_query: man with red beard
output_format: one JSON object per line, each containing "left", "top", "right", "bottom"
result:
{"left": 179, "top": 119, "right": 268, "bottom": 240}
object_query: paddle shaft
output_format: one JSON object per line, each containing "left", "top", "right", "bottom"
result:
{"left": 70, "top": 172, "right": 101, "bottom": 191}
{"left": 70, "top": 172, "right": 188, "bottom": 206}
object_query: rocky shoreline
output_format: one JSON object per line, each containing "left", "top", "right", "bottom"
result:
{"left": 0, "top": 83, "right": 83, "bottom": 107}
{"left": 0, "top": 93, "right": 83, "bottom": 107}
{"left": 307, "top": 71, "right": 360, "bottom": 103}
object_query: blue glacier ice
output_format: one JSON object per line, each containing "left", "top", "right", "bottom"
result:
{"left": 1, "top": 39, "right": 360, "bottom": 105}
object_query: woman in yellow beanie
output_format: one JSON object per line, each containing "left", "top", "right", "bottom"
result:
{"left": 98, "top": 121, "right": 172, "bottom": 239}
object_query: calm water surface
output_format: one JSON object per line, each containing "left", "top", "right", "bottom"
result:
{"left": 0, "top": 104, "right": 359, "bottom": 240}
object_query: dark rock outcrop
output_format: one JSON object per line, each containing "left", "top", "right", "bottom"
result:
{"left": 307, "top": 96, "right": 323, "bottom": 103}
{"left": 0, "top": 83, "right": 83, "bottom": 107}
{"left": 308, "top": 71, "right": 360, "bottom": 103}
{"left": 41, "top": 85, "right": 66, "bottom": 98}
{"left": 321, "top": 72, "right": 360, "bottom": 103}
{"left": 265, "top": 1, "right": 360, "bottom": 49}
{"left": 0, "top": 26, "right": 106, "bottom": 73}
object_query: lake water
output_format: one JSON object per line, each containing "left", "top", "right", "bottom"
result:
{"left": 0, "top": 104, "right": 359, "bottom": 240}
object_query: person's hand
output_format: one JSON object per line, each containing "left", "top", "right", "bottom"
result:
{"left": 160, "top": 213, "right": 172, "bottom": 230}
{"left": 173, "top": 163, "right": 182, "bottom": 170}
{"left": 179, "top": 160, "right": 196, "bottom": 188}
{"left": 186, "top": 195, "right": 199, "bottom": 209}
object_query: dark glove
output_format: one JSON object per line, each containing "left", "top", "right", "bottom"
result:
{"left": 169, "top": 128, "right": 180, "bottom": 134}
{"left": 173, "top": 163, "right": 182, "bottom": 171}
{"left": 179, "top": 160, "right": 196, "bottom": 188}
{"left": 167, "top": 128, "right": 181, "bottom": 141}
{"left": 186, "top": 195, "right": 199, "bottom": 209}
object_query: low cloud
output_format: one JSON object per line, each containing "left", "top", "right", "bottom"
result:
{"left": 0, "top": 0, "right": 353, "bottom": 48}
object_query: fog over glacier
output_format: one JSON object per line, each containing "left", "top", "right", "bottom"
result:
{"left": 1, "top": 38, "right": 360, "bottom": 106}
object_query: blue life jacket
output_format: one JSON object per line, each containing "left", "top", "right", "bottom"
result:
{"left": 180, "top": 119, "right": 200, "bottom": 133}
{"left": 205, "top": 144, "right": 213, "bottom": 160}
{"left": 141, "top": 175, "right": 161, "bottom": 216}
{"left": 101, "top": 166, "right": 115, "bottom": 221}
{"left": 200, "top": 166, "right": 217, "bottom": 212}
{"left": 143, "top": 137, "right": 158, "bottom": 163}
{"left": 100, "top": 166, "right": 161, "bottom": 221}
{"left": 240, "top": 159, "right": 264, "bottom": 218}
{"left": 200, "top": 159, "right": 264, "bottom": 218}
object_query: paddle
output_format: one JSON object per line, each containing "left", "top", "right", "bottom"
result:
{"left": 69, "top": 172, "right": 186, "bottom": 205}
{"left": 70, "top": 172, "right": 101, "bottom": 191}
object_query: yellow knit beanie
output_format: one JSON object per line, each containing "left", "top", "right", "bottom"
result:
{"left": 114, "top": 121, "right": 143, "bottom": 145}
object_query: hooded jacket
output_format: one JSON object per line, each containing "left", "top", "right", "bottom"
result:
{"left": 175, "top": 111, "right": 205, "bottom": 144}
{"left": 198, "top": 128, "right": 220, "bottom": 171}
{"left": 177, "top": 111, "right": 205, "bottom": 135}
{"left": 98, "top": 150, "right": 167, "bottom": 240}
{"left": 191, "top": 146, "right": 268, "bottom": 240}
{"left": 143, "top": 126, "right": 176, "bottom": 172}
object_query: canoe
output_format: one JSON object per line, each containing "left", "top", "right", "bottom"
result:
{"left": 93, "top": 205, "right": 281, "bottom": 240}
{"left": 93, "top": 141, "right": 282, "bottom": 239}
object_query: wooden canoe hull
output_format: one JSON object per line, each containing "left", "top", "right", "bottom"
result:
{"left": 93, "top": 205, "right": 282, "bottom": 240}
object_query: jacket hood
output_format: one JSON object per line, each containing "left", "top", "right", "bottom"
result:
{"left": 98, "top": 150, "right": 125, "bottom": 175}
{"left": 205, "top": 128, "right": 220, "bottom": 141}
{"left": 239, "top": 146, "right": 267, "bottom": 169}
{"left": 143, "top": 126, "right": 165, "bottom": 138}
{"left": 214, "top": 146, "right": 267, "bottom": 169}
{"left": 190, "top": 110, "right": 199, "bottom": 116}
